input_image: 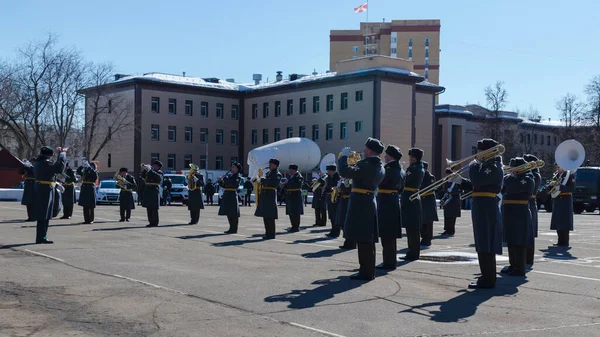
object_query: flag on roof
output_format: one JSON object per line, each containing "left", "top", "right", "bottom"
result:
{"left": 354, "top": 3, "right": 368, "bottom": 13}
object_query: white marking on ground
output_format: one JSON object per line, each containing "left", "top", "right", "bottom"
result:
{"left": 23, "top": 249, "right": 65, "bottom": 262}
{"left": 287, "top": 322, "right": 348, "bottom": 337}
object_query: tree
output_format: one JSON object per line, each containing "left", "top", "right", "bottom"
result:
{"left": 478, "top": 81, "right": 520, "bottom": 158}
{"left": 485, "top": 81, "right": 508, "bottom": 115}
{"left": 555, "top": 93, "right": 585, "bottom": 139}
{"left": 584, "top": 74, "right": 600, "bottom": 130}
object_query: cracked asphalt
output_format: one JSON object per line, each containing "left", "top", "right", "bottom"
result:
{"left": 1, "top": 202, "right": 599, "bottom": 337}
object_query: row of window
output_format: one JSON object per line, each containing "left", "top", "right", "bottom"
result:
{"left": 147, "top": 153, "right": 239, "bottom": 171}
{"left": 150, "top": 125, "right": 238, "bottom": 145}
{"left": 250, "top": 121, "right": 363, "bottom": 145}
{"left": 519, "top": 133, "right": 557, "bottom": 146}
{"left": 251, "top": 91, "right": 363, "bottom": 119}
{"left": 151, "top": 97, "right": 239, "bottom": 120}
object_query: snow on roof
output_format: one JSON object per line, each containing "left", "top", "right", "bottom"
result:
{"left": 520, "top": 119, "right": 564, "bottom": 128}
{"left": 115, "top": 72, "right": 241, "bottom": 91}
{"left": 435, "top": 108, "right": 474, "bottom": 116}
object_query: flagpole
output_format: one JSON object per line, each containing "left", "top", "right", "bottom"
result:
{"left": 365, "top": 1, "right": 369, "bottom": 56}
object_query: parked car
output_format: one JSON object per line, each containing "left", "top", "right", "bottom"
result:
{"left": 96, "top": 180, "right": 138, "bottom": 205}
{"left": 573, "top": 167, "right": 600, "bottom": 214}
{"left": 163, "top": 174, "right": 188, "bottom": 204}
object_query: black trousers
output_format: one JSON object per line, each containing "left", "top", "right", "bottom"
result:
{"left": 263, "top": 218, "right": 276, "bottom": 238}
{"left": 146, "top": 208, "right": 159, "bottom": 226}
{"left": 120, "top": 205, "right": 131, "bottom": 220}
{"left": 304, "top": 195, "right": 308, "bottom": 206}
{"left": 557, "top": 230, "right": 570, "bottom": 246}
{"left": 244, "top": 194, "right": 252, "bottom": 206}
{"left": 508, "top": 245, "right": 527, "bottom": 275}
{"left": 227, "top": 216, "right": 239, "bottom": 232}
{"left": 189, "top": 209, "right": 200, "bottom": 224}
{"left": 289, "top": 215, "right": 301, "bottom": 229}
{"left": 83, "top": 207, "right": 95, "bottom": 223}
{"left": 36, "top": 219, "right": 49, "bottom": 242}
{"left": 420, "top": 222, "right": 433, "bottom": 244}
{"left": 314, "top": 208, "right": 327, "bottom": 225}
{"left": 357, "top": 243, "right": 376, "bottom": 279}
{"left": 526, "top": 242, "right": 535, "bottom": 265}
{"left": 405, "top": 226, "right": 421, "bottom": 259}
{"left": 380, "top": 237, "right": 398, "bottom": 266}
{"left": 26, "top": 205, "right": 33, "bottom": 220}
{"left": 477, "top": 253, "right": 496, "bottom": 286}
{"left": 206, "top": 194, "right": 214, "bottom": 205}
{"left": 444, "top": 217, "right": 456, "bottom": 234}
{"left": 63, "top": 203, "right": 73, "bottom": 217}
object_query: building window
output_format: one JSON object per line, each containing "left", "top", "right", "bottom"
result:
{"left": 287, "top": 99, "right": 293, "bottom": 115}
{"left": 216, "top": 129, "right": 223, "bottom": 144}
{"left": 391, "top": 47, "right": 397, "bottom": 54}
{"left": 340, "top": 122, "right": 347, "bottom": 140}
{"left": 151, "top": 124, "right": 160, "bottom": 140}
{"left": 252, "top": 104, "right": 258, "bottom": 119}
{"left": 299, "top": 126, "right": 306, "bottom": 138}
{"left": 534, "top": 134, "right": 538, "bottom": 144}
{"left": 231, "top": 130, "right": 238, "bottom": 145}
{"left": 425, "top": 69, "right": 429, "bottom": 80}
{"left": 184, "top": 154, "right": 192, "bottom": 168}
{"left": 547, "top": 135, "right": 551, "bottom": 145}
{"left": 200, "top": 128, "right": 208, "bottom": 143}
{"left": 107, "top": 153, "right": 111, "bottom": 168}
{"left": 168, "top": 99, "right": 176, "bottom": 114}
{"left": 263, "top": 102, "right": 269, "bottom": 118}
{"left": 216, "top": 103, "right": 224, "bottom": 119}
{"left": 185, "top": 100, "right": 193, "bottom": 116}
{"left": 312, "top": 125, "right": 319, "bottom": 141}
{"left": 151, "top": 97, "right": 160, "bottom": 113}
{"left": 215, "top": 156, "right": 223, "bottom": 170}
{"left": 326, "top": 123, "right": 333, "bottom": 140}
{"left": 355, "top": 90, "right": 363, "bottom": 101}
{"left": 184, "top": 127, "right": 192, "bottom": 143}
{"left": 300, "top": 98, "right": 306, "bottom": 114}
{"left": 425, "top": 38, "right": 429, "bottom": 46}
{"left": 313, "top": 96, "right": 320, "bottom": 113}
{"left": 167, "top": 154, "right": 176, "bottom": 170}
{"left": 425, "top": 59, "right": 429, "bottom": 67}
{"left": 425, "top": 49, "right": 429, "bottom": 57}
{"left": 252, "top": 130, "right": 258, "bottom": 144}
{"left": 168, "top": 126, "right": 176, "bottom": 142}
{"left": 199, "top": 155, "right": 207, "bottom": 169}
{"left": 262, "top": 129, "right": 269, "bottom": 144}
{"left": 554, "top": 136, "right": 557, "bottom": 145}
{"left": 151, "top": 153, "right": 159, "bottom": 163}
{"left": 231, "top": 156, "right": 238, "bottom": 165}
{"left": 201, "top": 101, "right": 208, "bottom": 117}
{"left": 274, "top": 128, "right": 281, "bottom": 141}
{"left": 107, "top": 127, "right": 112, "bottom": 140}
{"left": 232, "top": 105, "right": 239, "bottom": 120}
{"left": 392, "top": 37, "right": 397, "bottom": 43}
{"left": 326, "top": 94, "right": 334, "bottom": 112}
{"left": 355, "top": 121, "right": 363, "bottom": 132}
{"left": 275, "top": 101, "right": 281, "bottom": 117}
{"left": 408, "top": 49, "right": 412, "bottom": 58}
{"left": 409, "top": 38, "right": 413, "bottom": 47}
{"left": 341, "top": 93, "right": 348, "bottom": 110}
{"left": 352, "top": 46, "right": 359, "bottom": 53}
{"left": 286, "top": 126, "right": 293, "bottom": 138}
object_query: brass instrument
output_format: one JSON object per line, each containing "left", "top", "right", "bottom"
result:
{"left": 549, "top": 140, "right": 585, "bottom": 199}
{"left": 252, "top": 167, "right": 268, "bottom": 207}
{"left": 114, "top": 170, "right": 129, "bottom": 190}
{"left": 331, "top": 151, "right": 361, "bottom": 203}
{"left": 503, "top": 160, "right": 545, "bottom": 176}
{"left": 410, "top": 144, "right": 505, "bottom": 201}
{"left": 188, "top": 163, "right": 199, "bottom": 191}
{"left": 461, "top": 191, "right": 473, "bottom": 201}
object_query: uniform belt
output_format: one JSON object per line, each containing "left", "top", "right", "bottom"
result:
{"left": 63, "top": 183, "right": 74, "bottom": 186}
{"left": 262, "top": 187, "right": 276, "bottom": 190}
{"left": 472, "top": 192, "right": 497, "bottom": 198}
{"left": 145, "top": 182, "right": 160, "bottom": 186}
{"left": 24, "top": 178, "right": 35, "bottom": 180}
{"left": 502, "top": 200, "right": 529, "bottom": 205}
{"left": 378, "top": 189, "right": 398, "bottom": 194}
{"left": 82, "top": 182, "right": 95, "bottom": 185}
{"left": 287, "top": 188, "right": 301, "bottom": 192}
{"left": 404, "top": 187, "right": 418, "bottom": 192}
{"left": 36, "top": 180, "right": 56, "bottom": 186}
{"left": 120, "top": 189, "right": 132, "bottom": 192}
{"left": 531, "top": 194, "right": 537, "bottom": 199}
{"left": 421, "top": 192, "right": 434, "bottom": 197}
{"left": 342, "top": 195, "right": 350, "bottom": 199}
{"left": 352, "top": 188, "right": 374, "bottom": 194}
{"left": 559, "top": 192, "right": 572, "bottom": 196}
{"left": 224, "top": 188, "right": 237, "bottom": 191}
{"left": 189, "top": 188, "right": 201, "bottom": 191}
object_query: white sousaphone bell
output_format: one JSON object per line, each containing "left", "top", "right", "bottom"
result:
{"left": 311, "top": 153, "right": 336, "bottom": 192}
{"left": 550, "top": 139, "right": 585, "bottom": 198}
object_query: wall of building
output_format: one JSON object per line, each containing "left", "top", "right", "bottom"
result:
{"left": 379, "top": 81, "right": 413, "bottom": 158}
{"left": 414, "top": 92, "right": 435, "bottom": 165}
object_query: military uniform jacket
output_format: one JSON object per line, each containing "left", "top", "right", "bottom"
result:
{"left": 254, "top": 169, "right": 282, "bottom": 219}
{"left": 33, "top": 154, "right": 66, "bottom": 221}
{"left": 469, "top": 158, "right": 504, "bottom": 254}
{"left": 162, "top": 179, "right": 172, "bottom": 200}
{"left": 142, "top": 169, "right": 163, "bottom": 209}
{"left": 311, "top": 176, "right": 327, "bottom": 209}
{"left": 77, "top": 166, "right": 98, "bottom": 208}
{"left": 377, "top": 160, "right": 405, "bottom": 238}
{"left": 420, "top": 171, "right": 439, "bottom": 223}
{"left": 119, "top": 174, "right": 137, "bottom": 210}
{"left": 188, "top": 173, "right": 205, "bottom": 211}
{"left": 502, "top": 173, "right": 534, "bottom": 246}
{"left": 550, "top": 171, "right": 575, "bottom": 231}
{"left": 401, "top": 161, "right": 424, "bottom": 229}
{"left": 338, "top": 156, "right": 384, "bottom": 244}
{"left": 285, "top": 172, "right": 304, "bottom": 216}
{"left": 204, "top": 183, "right": 215, "bottom": 196}
{"left": 218, "top": 173, "right": 240, "bottom": 216}
{"left": 443, "top": 180, "right": 462, "bottom": 218}
{"left": 324, "top": 173, "right": 341, "bottom": 220}
{"left": 334, "top": 182, "right": 352, "bottom": 227}
{"left": 53, "top": 186, "right": 62, "bottom": 218}
{"left": 530, "top": 170, "right": 541, "bottom": 237}
{"left": 20, "top": 166, "right": 35, "bottom": 206}
{"left": 62, "top": 168, "right": 77, "bottom": 206}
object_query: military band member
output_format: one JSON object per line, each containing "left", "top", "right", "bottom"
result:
{"left": 33, "top": 146, "right": 67, "bottom": 244}
{"left": 336, "top": 179, "right": 355, "bottom": 249}
{"left": 339, "top": 137, "right": 385, "bottom": 281}
{"left": 142, "top": 161, "right": 164, "bottom": 227}
{"left": 311, "top": 174, "right": 327, "bottom": 227}
{"left": 243, "top": 178, "right": 254, "bottom": 206}
{"left": 60, "top": 164, "right": 77, "bottom": 219}
{"left": 285, "top": 164, "right": 304, "bottom": 233}
{"left": 420, "top": 161, "right": 439, "bottom": 246}
{"left": 205, "top": 179, "right": 215, "bottom": 206}
{"left": 523, "top": 154, "right": 541, "bottom": 266}
{"left": 118, "top": 168, "right": 137, "bottom": 222}
{"left": 19, "top": 158, "right": 36, "bottom": 221}
{"left": 550, "top": 164, "right": 575, "bottom": 247}
{"left": 255, "top": 158, "right": 282, "bottom": 240}
{"left": 376, "top": 145, "right": 405, "bottom": 270}
{"left": 442, "top": 169, "right": 462, "bottom": 236}
{"left": 219, "top": 162, "right": 242, "bottom": 234}
{"left": 52, "top": 182, "right": 63, "bottom": 218}
{"left": 468, "top": 138, "right": 504, "bottom": 289}
{"left": 400, "top": 148, "right": 425, "bottom": 261}
{"left": 187, "top": 169, "right": 205, "bottom": 225}
{"left": 77, "top": 162, "right": 98, "bottom": 224}
{"left": 324, "top": 165, "right": 341, "bottom": 235}
{"left": 161, "top": 176, "right": 172, "bottom": 206}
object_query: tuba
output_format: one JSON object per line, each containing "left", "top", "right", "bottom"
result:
{"left": 332, "top": 150, "right": 361, "bottom": 203}
{"left": 188, "top": 163, "right": 199, "bottom": 191}
{"left": 550, "top": 140, "right": 585, "bottom": 198}
{"left": 114, "top": 171, "right": 129, "bottom": 190}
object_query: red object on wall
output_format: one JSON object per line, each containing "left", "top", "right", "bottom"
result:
{"left": 0, "top": 147, "right": 25, "bottom": 188}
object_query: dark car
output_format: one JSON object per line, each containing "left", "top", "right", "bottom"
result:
{"left": 537, "top": 185, "right": 552, "bottom": 212}
{"left": 573, "top": 167, "right": 600, "bottom": 214}
{"left": 12, "top": 182, "right": 24, "bottom": 189}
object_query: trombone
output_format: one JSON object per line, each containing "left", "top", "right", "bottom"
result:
{"left": 503, "top": 160, "right": 545, "bottom": 175}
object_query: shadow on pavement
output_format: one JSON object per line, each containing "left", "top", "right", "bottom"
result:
{"left": 92, "top": 223, "right": 196, "bottom": 231}
{"left": 264, "top": 276, "right": 362, "bottom": 309}
{"left": 0, "top": 243, "right": 34, "bottom": 250}
{"left": 540, "top": 245, "right": 575, "bottom": 260}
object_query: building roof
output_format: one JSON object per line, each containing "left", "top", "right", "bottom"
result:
{"left": 435, "top": 104, "right": 564, "bottom": 128}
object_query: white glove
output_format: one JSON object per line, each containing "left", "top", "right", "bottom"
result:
{"left": 341, "top": 147, "right": 351, "bottom": 157}
{"left": 144, "top": 164, "right": 151, "bottom": 171}
{"left": 83, "top": 161, "right": 90, "bottom": 168}
{"left": 59, "top": 152, "right": 66, "bottom": 160}
{"left": 56, "top": 183, "right": 64, "bottom": 193}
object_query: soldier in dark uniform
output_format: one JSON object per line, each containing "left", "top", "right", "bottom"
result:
{"left": 118, "top": 168, "right": 137, "bottom": 222}
{"left": 467, "top": 138, "right": 504, "bottom": 289}
{"left": 376, "top": 145, "right": 405, "bottom": 270}
{"left": 523, "top": 154, "right": 541, "bottom": 266}
{"left": 500, "top": 157, "right": 534, "bottom": 277}
{"left": 243, "top": 178, "right": 254, "bottom": 206}
{"left": 400, "top": 148, "right": 425, "bottom": 261}
{"left": 420, "top": 162, "right": 439, "bottom": 246}
{"left": 33, "top": 146, "right": 67, "bottom": 244}
{"left": 187, "top": 169, "right": 205, "bottom": 225}
{"left": 285, "top": 164, "right": 304, "bottom": 233}
{"left": 60, "top": 165, "right": 77, "bottom": 219}
{"left": 339, "top": 138, "right": 385, "bottom": 281}
{"left": 162, "top": 176, "right": 172, "bottom": 206}
{"left": 335, "top": 179, "right": 355, "bottom": 249}
{"left": 550, "top": 164, "right": 575, "bottom": 247}
{"left": 205, "top": 179, "right": 215, "bottom": 205}
{"left": 255, "top": 158, "right": 282, "bottom": 239}
{"left": 324, "top": 165, "right": 341, "bottom": 235}
{"left": 442, "top": 169, "right": 462, "bottom": 236}
{"left": 19, "top": 158, "right": 36, "bottom": 221}
{"left": 219, "top": 162, "right": 242, "bottom": 233}
{"left": 77, "top": 162, "right": 98, "bottom": 224}
{"left": 52, "top": 183, "right": 63, "bottom": 218}
{"left": 142, "top": 161, "right": 163, "bottom": 227}
{"left": 311, "top": 174, "right": 327, "bottom": 227}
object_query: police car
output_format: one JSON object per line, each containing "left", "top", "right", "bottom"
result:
{"left": 96, "top": 179, "right": 138, "bottom": 205}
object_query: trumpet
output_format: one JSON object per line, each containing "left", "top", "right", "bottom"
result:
{"left": 252, "top": 167, "right": 268, "bottom": 207}
{"left": 504, "top": 160, "right": 545, "bottom": 175}
{"left": 337, "top": 151, "right": 361, "bottom": 166}
{"left": 188, "top": 163, "right": 199, "bottom": 190}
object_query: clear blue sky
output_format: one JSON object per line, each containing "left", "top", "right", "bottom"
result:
{"left": 1, "top": 0, "right": 598, "bottom": 120}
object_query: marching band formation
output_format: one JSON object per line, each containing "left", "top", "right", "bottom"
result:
{"left": 15, "top": 135, "right": 582, "bottom": 288}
